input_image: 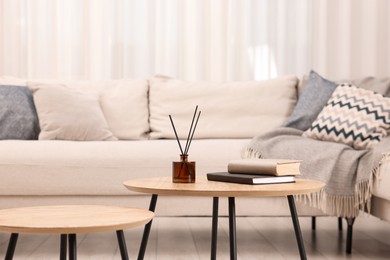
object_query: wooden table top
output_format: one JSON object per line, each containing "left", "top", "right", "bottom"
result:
{"left": 0, "top": 205, "right": 154, "bottom": 234}
{"left": 123, "top": 176, "right": 324, "bottom": 197}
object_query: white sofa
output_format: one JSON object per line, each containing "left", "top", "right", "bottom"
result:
{"left": 0, "top": 74, "right": 389, "bottom": 221}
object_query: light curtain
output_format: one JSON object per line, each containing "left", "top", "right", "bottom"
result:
{"left": 0, "top": 0, "right": 389, "bottom": 81}
{"left": 312, "top": 0, "right": 390, "bottom": 80}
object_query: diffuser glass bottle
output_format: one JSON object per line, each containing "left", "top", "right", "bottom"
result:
{"left": 169, "top": 106, "right": 201, "bottom": 183}
{"left": 172, "top": 154, "right": 196, "bottom": 183}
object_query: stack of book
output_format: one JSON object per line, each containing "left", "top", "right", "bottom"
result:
{"left": 207, "top": 159, "right": 301, "bottom": 185}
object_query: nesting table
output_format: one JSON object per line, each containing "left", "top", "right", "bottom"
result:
{"left": 124, "top": 176, "right": 324, "bottom": 260}
{"left": 0, "top": 205, "right": 154, "bottom": 260}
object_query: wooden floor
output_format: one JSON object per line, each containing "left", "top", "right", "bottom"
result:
{"left": 0, "top": 216, "right": 389, "bottom": 259}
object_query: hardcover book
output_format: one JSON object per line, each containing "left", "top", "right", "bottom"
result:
{"left": 207, "top": 172, "right": 295, "bottom": 185}
{"left": 227, "top": 159, "right": 301, "bottom": 176}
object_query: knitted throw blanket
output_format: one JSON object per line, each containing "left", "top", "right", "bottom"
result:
{"left": 244, "top": 127, "right": 390, "bottom": 217}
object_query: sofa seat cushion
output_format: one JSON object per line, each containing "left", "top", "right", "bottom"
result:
{"left": 0, "top": 139, "right": 249, "bottom": 196}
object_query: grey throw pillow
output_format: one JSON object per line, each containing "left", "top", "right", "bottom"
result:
{"left": 0, "top": 85, "right": 40, "bottom": 139}
{"left": 283, "top": 70, "right": 337, "bottom": 131}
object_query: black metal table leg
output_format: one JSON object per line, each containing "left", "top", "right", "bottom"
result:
{"left": 5, "top": 233, "right": 19, "bottom": 260}
{"left": 68, "top": 234, "right": 77, "bottom": 260}
{"left": 338, "top": 217, "right": 343, "bottom": 231}
{"left": 117, "top": 230, "right": 129, "bottom": 260}
{"left": 287, "top": 195, "right": 307, "bottom": 260}
{"left": 311, "top": 216, "right": 316, "bottom": 230}
{"left": 228, "top": 197, "right": 237, "bottom": 260}
{"left": 345, "top": 217, "right": 355, "bottom": 254}
{"left": 60, "top": 234, "right": 67, "bottom": 260}
{"left": 138, "top": 194, "right": 158, "bottom": 260}
{"left": 211, "top": 197, "right": 219, "bottom": 260}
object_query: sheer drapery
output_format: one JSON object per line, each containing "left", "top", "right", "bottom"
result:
{"left": 0, "top": 0, "right": 389, "bottom": 81}
{"left": 312, "top": 0, "right": 390, "bottom": 80}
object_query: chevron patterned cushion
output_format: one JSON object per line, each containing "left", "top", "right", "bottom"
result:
{"left": 303, "top": 84, "right": 390, "bottom": 149}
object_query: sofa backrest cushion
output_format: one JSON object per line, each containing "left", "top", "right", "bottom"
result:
{"left": 29, "top": 82, "right": 117, "bottom": 141}
{"left": 0, "top": 85, "right": 40, "bottom": 140}
{"left": 148, "top": 75, "right": 298, "bottom": 139}
{"left": 351, "top": 77, "right": 390, "bottom": 96}
{"left": 26, "top": 79, "right": 149, "bottom": 140}
{"left": 73, "top": 79, "right": 150, "bottom": 140}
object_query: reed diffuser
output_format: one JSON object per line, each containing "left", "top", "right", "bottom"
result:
{"left": 169, "top": 105, "right": 201, "bottom": 183}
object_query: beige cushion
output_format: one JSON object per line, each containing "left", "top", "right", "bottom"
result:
{"left": 29, "top": 83, "right": 117, "bottom": 141}
{"left": 27, "top": 79, "right": 149, "bottom": 140}
{"left": 149, "top": 75, "right": 299, "bottom": 139}
{"left": 101, "top": 80, "right": 149, "bottom": 140}
{"left": 351, "top": 77, "right": 390, "bottom": 96}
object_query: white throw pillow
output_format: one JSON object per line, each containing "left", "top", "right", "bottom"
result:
{"left": 149, "top": 75, "right": 298, "bottom": 139}
{"left": 29, "top": 83, "right": 117, "bottom": 141}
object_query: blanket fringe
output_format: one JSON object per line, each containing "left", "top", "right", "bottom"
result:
{"left": 371, "top": 153, "right": 390, "bottom": 181}
{"left": 243, "top": 148, "right": 390, "bottom": 218}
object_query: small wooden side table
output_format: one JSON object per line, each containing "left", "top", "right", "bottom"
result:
{"left": 124, "top": 176, "right": 324, "bottom": 260}
{"left": 0, "top": 205, "right": 154, "bottom": 260}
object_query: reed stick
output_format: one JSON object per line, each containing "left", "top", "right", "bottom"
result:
{"left": 185, "top": 110, "right": 201, "bottom": 155}
{"left": 184, "top": 105, "right": 198, "bottom": 155}
{"left": 169, "top": 115, "right": 184, "bottom": 155}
